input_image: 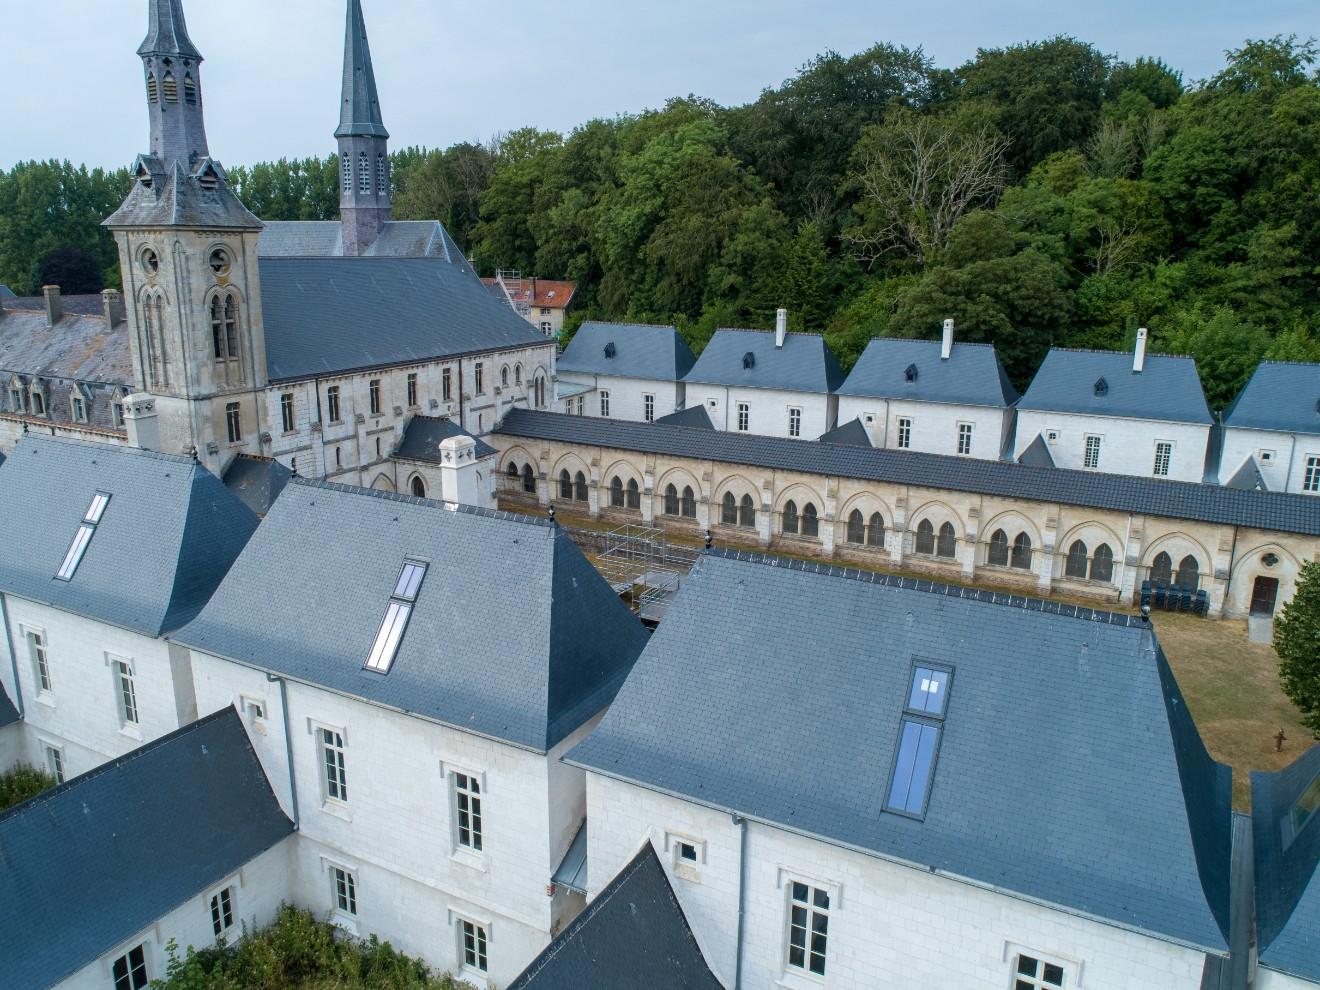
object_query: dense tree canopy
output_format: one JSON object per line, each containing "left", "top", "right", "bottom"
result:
{"left": 3, "top": 34, "right": 1319, "bottom": 401}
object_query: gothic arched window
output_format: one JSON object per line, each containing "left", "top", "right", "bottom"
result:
{"left": 681, "top": 486, "right": 696, "bottom": 518}
{"left": 358, "top": 151, "right": 371, "bottom": 194}
{"left": 1091, "top": 543, "right": 1114, "bottom": 583}
{"left": 988, "top": 529, "right": 1009, "bottom": 566}
{"left": 782, "top": 500, "right": 799, "bottom": 535}
{"left": 143, "top": 293, "right": 168, "bottom": 388}
{"left": 162, "top": 73, "right": 178, "bottom": 103}
{"left": 739, "top": 494, "right": 756, "bottom": 528}
{"left": 802, "top": 503, "right": 819, "bottom": 538}
{"left": 1176, "top": 555, "right": 1200, "bottom": 590}
{"left": 146, "top": 73, "right": 159, "bottom": 104}
{"left": 515, "top": 364, "right": 523, "bottom": 386}
{"left": 626, "top": 478, "right": 640, "bottom": 510}
{"left": 522, "top": 464, "right": 536, "bottom": 493}
{"left": 410, "top": 476, "right": 426, "bottom": 498}
{"left": 937, "top": 522, "right": 957, "bottom": 559}
{"left": 341, "top": 154, "right": 352, "bottom": 193}
{"left": 501, "top": 366, "right": 509, "bottom": 388}
{"left": 915, "top": 519, "right": 935, "bottom": 555}
{"left": 558, "top": 470, "right": 572, "bottom": 500}
{"left": 721, "top": 491, "right": 737, "bottom": 525}
{"left": 847, "top": 509, "right": 865, "bottom": 545}
{"left": 184, "top": 74, "right": 197, "bottom": 105}
{"left": 211, "top": 293, "right": 241, "bottom": 370}
{"left": 1150, "top": 551, "right": 1173, "bottom": 586}
{"left": 1011, "top": 532, "right": 1033, "bottom": 570}
{"left": 573, "top": 471, "right": 588, "bottom": 502}
{"left": 664, "top": 484, "right": 679, "bottom": 516}
{"left": 507, "top": 462, "right": 519, "bottom": 480}
{"left": 1065, "top": 540, "right": 1089, "bottom": 579}
{"left": 376, "top": 154, "right": 388, "bottom": 195}
{"left": 610, "top": 476, "right": 625, "bottom": 508}
{"left": 868, "top": 512, "right": 885, "bottom": 548}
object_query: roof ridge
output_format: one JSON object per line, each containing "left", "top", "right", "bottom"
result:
{"left": 1047, "top": 346, "right": 1195, "bottom": 361}
{"left": 580, "top": 320, "right": 678, "bottom": 331}
{"left": 286, "top": 475, "right": 555, "bottom": 528}
{"left": 15, "top": 433, "right": 196, "bottom": 466}
{"left": 865, "top": 337, "right": 998, "bottom": 351}
{"left": 714, "top": 327, "right": 824, "bottom": 339}
{"left": 700, "top": 546, "right": 1147, "bottom": 629}
{"left": 1255, "top": 359, "right": 1320, "bottom": 370}
{"left": 0, "top": 706, "right": 237, "bottom": 826}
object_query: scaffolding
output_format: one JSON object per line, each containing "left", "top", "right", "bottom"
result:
{"left": 595, "top": 524, "right": 698, "bottom": 624}
{"left": 496, "top": 269, "right": 530, "bottom": 317}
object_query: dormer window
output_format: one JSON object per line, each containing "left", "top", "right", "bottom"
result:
{"left": 29, "top": 382, "right": 47, "bottom": 418}
{"left": 742, "top": 352, "right": 755, "bottom": 370}
{"left": 904, "top": 363, "right": 918, "bottom": 383}
{"left": 56, "top": 492, "right": 110, "bottom": 581}
{"left": 197, "top": 162, "right": 220, "bottom": 191}
{"left": 365, "top": 560, "right": 428, "bottom": 673}
{"left": 1094, "top": 377, "right": 1108, "bottom": 397}
{"left": 604, "top": 342, "right": 617, "bottom": 359}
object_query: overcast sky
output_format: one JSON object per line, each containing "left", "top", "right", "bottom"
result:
{"left": 4, "top": 0, "right": 1317, "bottom": 171}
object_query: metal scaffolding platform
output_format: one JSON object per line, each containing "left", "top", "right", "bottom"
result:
{"left": 595, "top": 524, "right": 698, "bottom": 624}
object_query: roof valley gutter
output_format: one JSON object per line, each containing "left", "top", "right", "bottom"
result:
{"left": 267, "top": 672, "right": 299, "bottom": 830}
{"left": 732, "top": 812, "right": 747, "bottom": 990}
{"left": 1, "top": 592, "right": 24, "bottom": 718}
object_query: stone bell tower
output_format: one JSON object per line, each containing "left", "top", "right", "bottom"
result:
{"left": 336, "top": 0, "right": 393, "bottom": 256}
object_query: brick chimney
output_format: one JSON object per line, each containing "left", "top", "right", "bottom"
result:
{"left": 43, "top": 285, "right": 61, "bottom": 327}
{"left": 775, "top": 308, "right": 787, "bottom": 349}
{"left": 1133, "top": 327, "right": 1148, "bottom": 373}
{"left": 102, "top": 289, "right": 122, "bottom": 329}
{"left": 941, "top": 319, "right": 955, "bottom": 360}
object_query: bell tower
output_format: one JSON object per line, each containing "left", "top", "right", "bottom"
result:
{"left": 336, "top": 0, "right": 392, "bottom": 256}
{"left": 105, "top": 0, "right": 268, "bottom": 478}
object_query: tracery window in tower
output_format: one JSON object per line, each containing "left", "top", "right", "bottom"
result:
{"left": 210, "top": 293, "right": 242, "bottom": 379}
{"left": 163, "top": 73, "right": 178, "bottom": 103}
{"left": 184, "top": 74, "right": 197, "bottom": 105}
{"left": 146, "top": 73, "right": 159, "bottom": 103}
{"left": 358, "top": 152, "right": 370, "bottom": 194}
{"left": 376, "top": 154, "right": 388, "bottom": 195}
{"left": 341, "top": 154, "right": 352, "bottom": 193}
{"left": 143, "top": 293, "right": 168, "bottom": 389}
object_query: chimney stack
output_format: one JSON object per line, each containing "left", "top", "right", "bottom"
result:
{"left": 775, "top": 308, "right": 787, "bottom": 349}
{"left": 1133, "top": 327, "right": 1148, "bottom": 373}
{"left": 42, "top": 285, "right": 61, "bottom": 327}
{"left": 101, "top": 289, "right": 122, "bottom": 329}
{"left": 941, "top": 319, "right": 955, "bottom": 360}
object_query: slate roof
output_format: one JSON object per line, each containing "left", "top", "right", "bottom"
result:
{"left": 0, "top": 680, "right": 19, "bottom": 727}
{"left": 1018, "top": 348, "right": 1213, "bottom": 424}
{"left": 654, "top": 404, "right": 713, "bottom": 429}
{"left": 509, "top": 843, "right": 723, "bottom": 990}
{"left": 1224, "top": 362, "right": 1320, "bottom": 435}
{"left": 395, "top": 416, "right": 496, "bottom": 462}
{"left": 259, "top": 257, "right": 548, "bottom": 382}
{"left": 258, "top": 219, "right": 463, "bottom": 260}
{"left": 495, "top": 410, "right": 1320, "bottom": 537}
{"left": 818, "top": 418, "right": 872, "bottom": 447}
{"left": 3, "top": 292, "right": 122, "bottom": 319}
{"left": 104, "top": 159, "right": 262, "bottom": 231}
{"left": 0, "top": 284, "right": 16, "bottom": 298}
{"left": 558, "top": 322, "right": 696, "bottom": 382}
{"left": 1223, "top": 456, "right": 1269, "bottom": 492}
{"left": 1017, "top": 433, "right": 1056, "bottom": 469}
{"left": 684, "top": 329, "right": 845, "bottom": 393}
{"left": 222, "top": 455, "right": 292, "bottom": 517}
{"left": 837, "top": 338, "right": 1017, "bottom": 407}
{"left": 0, "top": 706, "right": 292, "bottom": 990}
{"left": 175, "top": 480, "right": 650, "bottom": 751}
{"left": 0, "top": 305, "right": 132, "bottom": 386}
{"left": 138, "top": 0, "right": 202, "bottom": 59}
{"left": 0, "top": 436, "right": 259, "bottom": 636}
{"left": 336, "top": 0, "right": 388, "bottom": 139}
{"left": 569, "top": 551, "right": 1233, "bottom": 951}
{"left": 1253, "top": 745, "right": 1320, "bottom": 982}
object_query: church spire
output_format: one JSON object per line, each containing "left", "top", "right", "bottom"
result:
{"left": 137, "top": 0, "right": 209, "bottom": 168}
{"left": 335, "top": 0, "right": 391, "bottom": 256}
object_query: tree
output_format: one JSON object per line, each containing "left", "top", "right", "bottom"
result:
{"left": 844, "top": 109, "right": 1009, "bottom": 268}
{"left": 780, "top": 222, "right": 836, "bottom": 330}
{"left": 1157, "top": 303, "right": 1270, "bottom": 409}
{"left": 1277, "top": 561, "right": 1320, "bottom": 738}
{"left": 38, "top": 245, "right": 103, "bottom": 293}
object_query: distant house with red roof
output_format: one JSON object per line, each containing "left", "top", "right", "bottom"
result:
{"left": 482, "top": 271, "right": 577, "bottom": 337}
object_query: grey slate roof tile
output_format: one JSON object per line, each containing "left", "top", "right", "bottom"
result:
{"left": 174, "top": 480, "right": 650, "bottom": 751}
{"left": 837, "top": 338, "right": 1017, "bottom": 406}
{"left": 257, "top": 220, "right": 462, "bottom": 260}
{"left": 1017, "top": 432, "right": 1056, "bottom": 468}
{"left": 818, "top": 418, "right": 872, "bottom": 447}
{"left": 495, "top": 410, "right": 1320, "bottom": 537}
{"left": 1253, "top": 745, "right": 1320, "bottom": 982}
{"left": 104, "top": 160, "right": 262, "bottom": 231}
{"left": 654, "top": 404, "right": 714, "bottom": 429}
{"left": 1223, "top": 456, "right": 1269, "bottom": 492}
{"left": 1224, "top": 362, "right": 1320, "bottom": 435}
{"left": 1018, "top": 348, "right": 1213, "bottom": 424}
{"left": 222, "top": 454, "right": 292, "bottom": 517}
{"left": 509, "top": 843, "right": 723, "bottom": 989}
{"left": 0, "top": 706, "right": 293, "bottom": 990}
{"left": 395, "top": 416, "right": 496, "bottom": 463}
{"left": 684, "top": 328, "right": 845, "bottom": 393}
{"left": 0, "top": 680, "right": 18, "bottom": 727}
{"left": 0, "top": 307, "right": 133, "bottom": 386}
{"left": 568, "top": 551, "right": 1232, "bottom": 951}
{"left": 558, "top": 322, "right": 696, "bottom": 382}
{"left": 0, "top": 436, "right": 260, "bottom": 636}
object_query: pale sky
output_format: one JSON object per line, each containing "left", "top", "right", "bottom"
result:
{"left": 4, "top": 0, "right": 1317, "bottom": 171}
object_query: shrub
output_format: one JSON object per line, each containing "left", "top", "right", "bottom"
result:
{"left": 0, "top": 764, "right": 57, "bottom": 811}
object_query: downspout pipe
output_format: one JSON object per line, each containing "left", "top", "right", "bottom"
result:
{"left": 1, "top": 592, "right": 24, "bottom": 719}
{"left": 267, "top": 672, "right": 300, "bottom": 830}
{"left": 732, "top": 812, "right": 748, "bottom": 989}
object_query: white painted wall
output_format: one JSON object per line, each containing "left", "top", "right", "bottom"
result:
{"left": 586, "top": 772, "right": 1216, "bottom": 990}
{"left": 684, "top": 384, "right": 834, "bottom": 439}
{"left": 837, "top": 396, "right": 1011, "bottom": 459}
{"left": 1014, "top": 410, "right": 1210, "bottom": 482}
{"left": 1221, "top": 427, "right": 1320, "bottom": 494}
{"left": 557, "top": 373, "right": 683, "bottom": 423}
{"left": 53, "top": 840, "right": 292, "bottom": 990}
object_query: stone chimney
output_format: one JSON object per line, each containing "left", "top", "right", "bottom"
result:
{"left": 123, "top": 393, "right": 161, "bottom": 451}
{"left": 43, "top": 285, "right": 61, "bottom": 327}
{"left": 439, "top": 434, "right": 480, "bottom": 507}
{"left": 101, "top": 289, "right": 122, "bottom": 329}
{"left": 1133, "top": 327, "right": 1148, "bottom": 373}
{"left": 941, "top": 319, "right": 955, "bottom": 360}
{"left": 775, "top": 308, "right": 788, "bottom": 349}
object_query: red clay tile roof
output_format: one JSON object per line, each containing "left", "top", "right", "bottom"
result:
{"left": 481, "top": 277, "right": 576, "bottom": 310}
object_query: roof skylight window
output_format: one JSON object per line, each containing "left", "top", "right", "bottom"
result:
{"left": 365, "top": 560, "right": 427, "bottom": 673}
{"left": 55, "top": 492, "right": 111, "bottom": 581}
{"left": 885, "top": 662, "right": 953, "bottom": 819}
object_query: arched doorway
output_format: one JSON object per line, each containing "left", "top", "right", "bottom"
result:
{"left": 1251, "top": 576, "right": 1279, "bottom": 617}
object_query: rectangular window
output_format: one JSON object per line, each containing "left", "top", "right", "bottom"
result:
{"left": 575, "top": 396, "right": 584, "bottom": 416}
{"left": 27, "top": 630, "right": 51, "bottom": 693}
{"left": 957, "top": 423, "right": 973, "bottom": 456}
{"left": 225, "top": 402, "right": 242, "bottom": 444}
{"left": 407, "top": 373, "right": 418, "bottom": 408}
{"left": 788, "top": 407, "right": 802, "bottom": 438}
{"left": 44, "top": 744, "right": 64, "bottom": 784}
{"left": 56, "top": 492, "right": 110, "bottom": 581}
{"left": 475, "top": 363, "right": 485, "bottom": 395}
{"left": 1153, "top": 441, "right": 1172, "bottom": 477}
{"left": 643, "top": 394, "right": 655, "bottom": 422}
{"left": 72, "top": 396, "right": 87, "bottom": 423}
{"left": 442, "top": 368, "right": 452, "bottom": 402}
{"left": 280, "top": 392, "right": 295, "bottom": 433}
{"left": 369, "top": 379, "right": 382, "bottom": 415}
{"left": 897, "top": 417, "right": 912, "bottom": 449}
{"left": 114, "top": 659, "right": 139, "bottom": 726}
{"left": 461, "top": 919, "right": 488, "bottom": 973}
{"left": 885, "top": 664, "right": 952, "bottom": 818}
{"left": 600, "top": 390, "right": 611, "bottom": 417}
{"left": 112, "top": 944, "right": 149, "bottom": 990}
{"left": 1083, "top": 434, "right": 1102, "bottom": 469}
{"left": 1305, "top": 456, "right": 1320, "bottom": 493}
{"left": 326, "top": 386, "right": 341, "bottom": 423}
{"left": 365, "top": 560, "right": 427, "bottom": 673}
{"left": 737, "top": 403, "right": 750, "bottom": 432}
{"left": 786, "top": 881, "right": 829, "bottom": 977}
{"left": 210, "top": 886, "right": 235, "bottom": 937}
{"left": 321, "top": 727, "right": 347, "bottom": 803}
{"left": 113, "top": 401, "right": 125, "bottom": 428}
{"left": 454, "top": 772, "right": 483, "bottom": 852}
{"left": 331, "top": 865, "right": 357, "bottom": 916}
{"left": 1014, "top": 954, "right": 1066, "bottom": 989}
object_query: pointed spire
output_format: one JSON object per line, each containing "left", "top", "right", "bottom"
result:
{"left": 336, "top": 0, "right": 389, "bottom": 139}
{"left": 138, "top": 0, "right": 202, "bottom": 60}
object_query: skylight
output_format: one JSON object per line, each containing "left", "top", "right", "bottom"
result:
{"left": 885, "top": 663, "right": 953, "bottom": 819}
{"left": 55, "top": 492, "right": 111, "bottom": 581}
{"left": 364, "top": 560, "right": 427, "bottom": 673}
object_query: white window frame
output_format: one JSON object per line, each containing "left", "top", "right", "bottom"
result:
{"left": 241, "top": 696, "right": 267, "bottom": 734}
{"left": 896, "top": 417, "right": 912, "bottom": 449}
{"left": 737, "top": 402, "right": 750, "bottom": 432}
{"left": 442, "top": 763, "right": 488, "bottom": 866}
{"left": 1260, "top": 448, "right": 1276, "bottom": 463}
{"left": 788, "top": 407, "right": 802, "bottom": 438}
{"left": 280, "top": 392, "right": 296, "bottom": 433}
{"left": 450, "top": 910, "right": 492, "bottom": 978}
{"left": 43, "top": 741, "right": 65, "bottom": 783}
{"left": 1305, "top": 455, "right": 1320, "bottom": 493}
{"left": 1083, "top": 434, "right": 1102, "bottom": 469}
{"left": 1005, "top": 943, "right": 1077, "bottom": 989}
{"left": 24, "top": 626, "right": 52, "bottom": 697}
{"left": 327, "top": 861, "right": 359, "bottom": 925}
{"left": 1152, "top": 440, "right": 1173, "bottom": 477}
{"left": 312, "top": 721, "right": 349, "bottom": 809}
{"left": 475, "top": 362, "right": 485, "bottom": 395}
{"left": 665, "top": 830, "right": 706, "bottom": 880}
{"left": 957, "top": 422, "right": 973, "bottom": 456}
{"left": 779, "top": 869, "right": 838, "bottom": 982}
{"left": 109, "top": 655, "right": 140, "bottom": 730}
{"left": 208, "top": 882, "right": 237, "bottom": 939}
{"left": 600, "top": 389, "right": 610, "bottom": 417}
{"left": 643, "top": 393, "right": 655, "bottom": 422}
{"left": 108, "top": 940, "right": 152, "bottom": 990}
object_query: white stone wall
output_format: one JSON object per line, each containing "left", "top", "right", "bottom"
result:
{"left": 1014, "top": 410, "right": 1210, "bottom": 482}
{"left": 684, "top": 384, "right": 834, "bottom": 439}
{"left": 54, "top": 840, "right": 292, "bottom": 990}
{"left": 587, "top": 773, "right": 1215, "bottom": 990}
{"left": 556, "top": 373, "right": 683, "bottom": 423}
{"left": 1221, "top": 427, "right": 1320, "bottom": 494}
{"left": 836, "top": 396, "right": 1011, "bottom": 459}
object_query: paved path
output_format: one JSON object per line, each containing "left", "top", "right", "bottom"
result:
{"left": 1248, "top": 615, "right": 1274, "bottom": 644}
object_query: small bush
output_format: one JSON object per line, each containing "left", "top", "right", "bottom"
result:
{"left": 0, "top": 764, "right": 57, "bottom": 811}
{"left": 152, "top": 905, "right": 474, "bottom": 989}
